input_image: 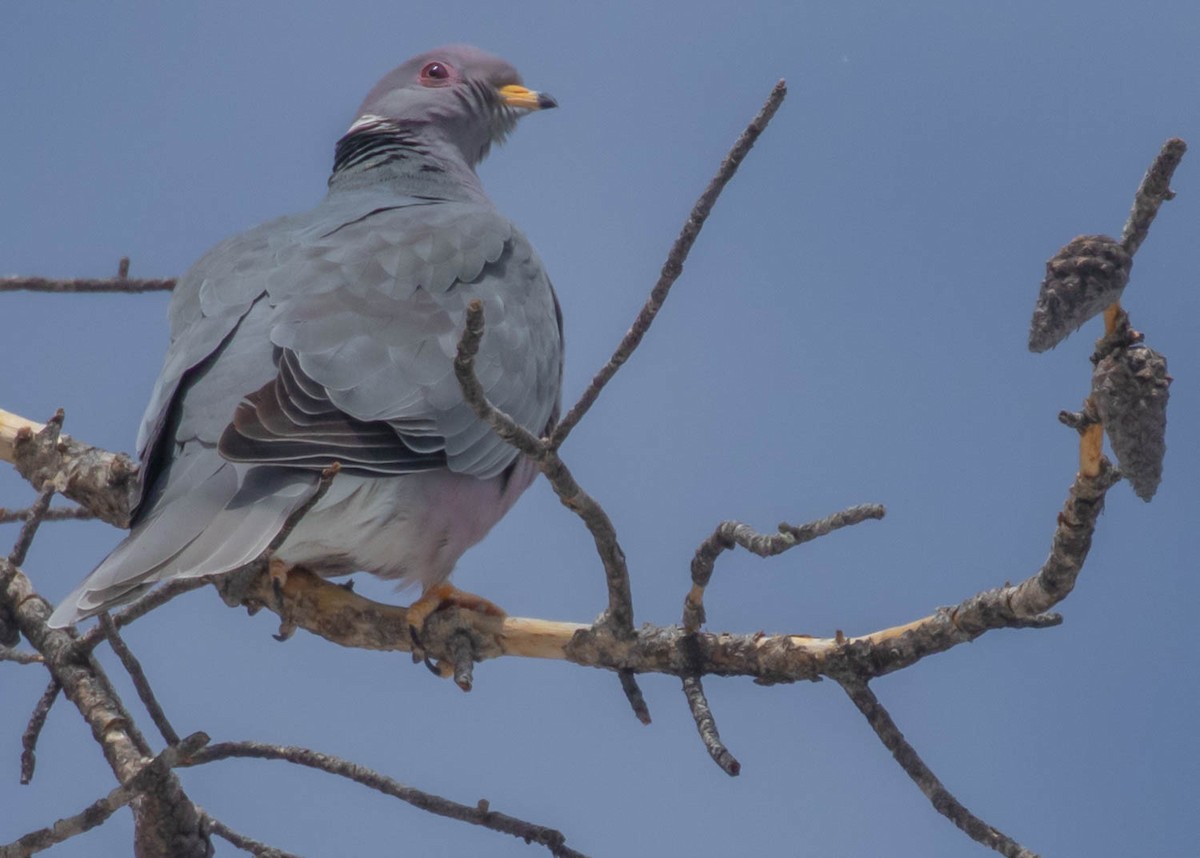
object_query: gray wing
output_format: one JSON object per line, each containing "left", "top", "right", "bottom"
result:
{"left": 220, "top": 201, "right": 563, "bottom": 479}
{"left": 49, "top": 193, "right": 562, "bottom": 627}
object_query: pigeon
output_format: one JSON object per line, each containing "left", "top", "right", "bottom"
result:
{"left": 49, "top": 45, "right": 562, "bottom": 628}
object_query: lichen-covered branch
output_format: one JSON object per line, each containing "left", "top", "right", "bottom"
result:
{"left": 2, "top": 412, "right": 1120, "bottom": 687}
{"left": 0, "top": 409, "right": 138, "bottom": 528}
{"left": 684, "top": 504, "right": 886, "bottom": 632}
{"left": 1121, "top": 137, "right": 1187, "bottom": 255}
{"left": 681, "top": 673, "right": 740, "bottom": 776}
{"left": 20, "top": 679, "right": 60, "bottom": 785}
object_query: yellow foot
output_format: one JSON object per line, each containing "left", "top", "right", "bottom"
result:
{"left": 406, "top": 583, "right": 506, "bottom": 678}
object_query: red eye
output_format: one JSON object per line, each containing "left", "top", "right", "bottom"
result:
{"left": 420, "top": 61, "right": 452, "bottom": 84}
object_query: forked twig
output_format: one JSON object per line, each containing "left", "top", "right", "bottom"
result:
{"left": 684, "top": 504, "right": 885, "bottom": 632}
{"left": 0, "top": 733, "right": 209, "bottom": 858}
{"left": 454, "top": 301, "right": 636, "bottom": 636}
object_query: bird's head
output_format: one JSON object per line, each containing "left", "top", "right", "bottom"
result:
{"left": 345, "top": 45, "right": 557, "bottom": 171}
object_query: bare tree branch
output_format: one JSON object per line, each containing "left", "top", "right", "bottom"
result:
{"left": 0, "top": 408, "right": 138, "bottom": 528}
{"left": 72, "top": 578, "right": 213, "bottom": 654}
{"left": 681, "top": 674, "right": 740, "bottom": 777}
{"left": 180, "top": 740, "right": 590, "bottom": 858}
{"left": 0, "top": 505, "right": 96, "bottom": 525}
{"left": 684, "top": 504, "right": 886, "bottom": 632}
{"left": 0, "top": 646, "right": 44, "bottom": 665}
{"left": 0, "top": 733, "right": 209, "bottom": 858}
{"left": 1121, "top": 137, "right": 1187, "bottom": 255}
{"left": 100, "top": 613, "right": 181, "bottom": 746}
{"left": 20, "top": 679, "right": 59, "bottom": 785}
{"left": 0, "top": 413, "right": 1120, "bottom": 684}
{"left": 454, "top": 301, "right": 637, "bottom": 637}
{"left": 3, "top": 531, "right": 209, "bottom": 854}
{"left": 454, "top": 303, "right": 547, "bottom": 458}
{"left": 200, "top": 813, "right": 302, "bottom": 858}
{"left": 618, "top": 669, "right": 652, "bottom": 725}
{"left": 549, "top": 79, "right": 788, "bottom": 449}
{"left": 837, "top": 677, "right": 1037, "bottom": 858}
{"left": 7, "top": 482, "right": 57, "bottom": 566}
{"left": 0, "top": 276, "right": 175, "bottom": 294}
{"left": 0, "top": 104, "right": 1181, "bottom": 858}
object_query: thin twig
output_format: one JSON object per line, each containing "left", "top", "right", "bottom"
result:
{"left": 452, "top": 305, "right": 635, "bottom": 635}
{"left": 8, "top": 467, "right": 59, "bottom": 568}
{"left": 72, "top": 578, "right": 211, "bottom": 654}
{"left": 267, "top": 463, "right": 341, "bottom": 555}
{"left": 681, "top": 674, "right": 740, "bottom": 776}
{"left": 88, "top": 650, "right": 156, "bottom": 758}
{"left": 1121, "top": 138, "right": 1187, "bottom": 256}
{"left": 181, "top": 741, "right": 589, "bottom": 858}
{"left": 0, "top": 646, "right": 44, "bottom": 665}
{"left": 20, "top": 680, "right": 60, "bottom": 785}
{"left": 684, "top": 504, "right": 885, "bottom": 632}
{"left": 539, "top": 452, "right": 636, "bottom": 634}
{"left": 0, "top": 732, "right": 209, "bottom": 858}
{"left": 837, "top": 677, "right": 1038, "bottom": 858}
{"left": 201, "top": 813, "right": 301, "bottom": 858}
{"left": 548, "top": 79, "right": 788, "bottom": 449}
{"left": 0, "top": 505, "right": 94, "bottom": 525}
{"left": 453, "top": 302, "right": 547, "bottom": 458}
{"left": 0, "top": 276, "right": 175, "bottom": 294}
{"left": 618, "top": 669, "right": 652, "bottom": 725}
{"left": 99, "top": 613, "right": 180, "bottom": 746}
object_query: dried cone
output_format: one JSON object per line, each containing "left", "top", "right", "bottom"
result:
{"left": 1029, "top": 235, "right": 1132, "bottom": 352}
{"left": 1092, "top": 344, "right": 1170, "bottom": 500}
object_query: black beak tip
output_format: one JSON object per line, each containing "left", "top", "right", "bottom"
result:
{"left": 537, "top": 92, "right": 558, "bottom": 110}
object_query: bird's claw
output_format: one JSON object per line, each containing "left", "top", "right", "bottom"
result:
{"left": 404, "top": 583, "right": 505, "bottom": 684}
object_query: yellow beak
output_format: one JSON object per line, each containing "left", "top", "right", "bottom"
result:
{"left": 498, "top": 84, "right": 558, "bottom": 111}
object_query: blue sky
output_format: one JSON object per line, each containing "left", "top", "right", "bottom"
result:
{"left": 2, "top": 2, "right": 1197, "bottom": 856}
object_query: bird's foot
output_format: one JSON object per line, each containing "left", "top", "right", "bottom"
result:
{"left": 268, "top": 557, "right": 290, "bottom": 604}
{"left": 407, "top": 583, "right": 506, "bottom": 682}
{"left": 267, "top": 558, "right": 298, "bottom": 641}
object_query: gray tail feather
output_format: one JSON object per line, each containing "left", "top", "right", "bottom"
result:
{"left": 47, "top": 460, "right": 316, "bottom": 628}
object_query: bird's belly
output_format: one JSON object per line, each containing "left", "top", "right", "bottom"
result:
{"left": 272, "top": 458, "right": 537, "bottom": 589}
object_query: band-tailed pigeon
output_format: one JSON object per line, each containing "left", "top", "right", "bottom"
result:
{"left": 48, "top": 46, "right": 562, "bottom": 628}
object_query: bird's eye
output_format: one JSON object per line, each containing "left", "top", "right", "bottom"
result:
{"left": 419, "top": 61, "right": 452, "bottom": 84}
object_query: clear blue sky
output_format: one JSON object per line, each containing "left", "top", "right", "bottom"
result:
{"left": 2, "top": 3, "right": 1197, "bottom": 856}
